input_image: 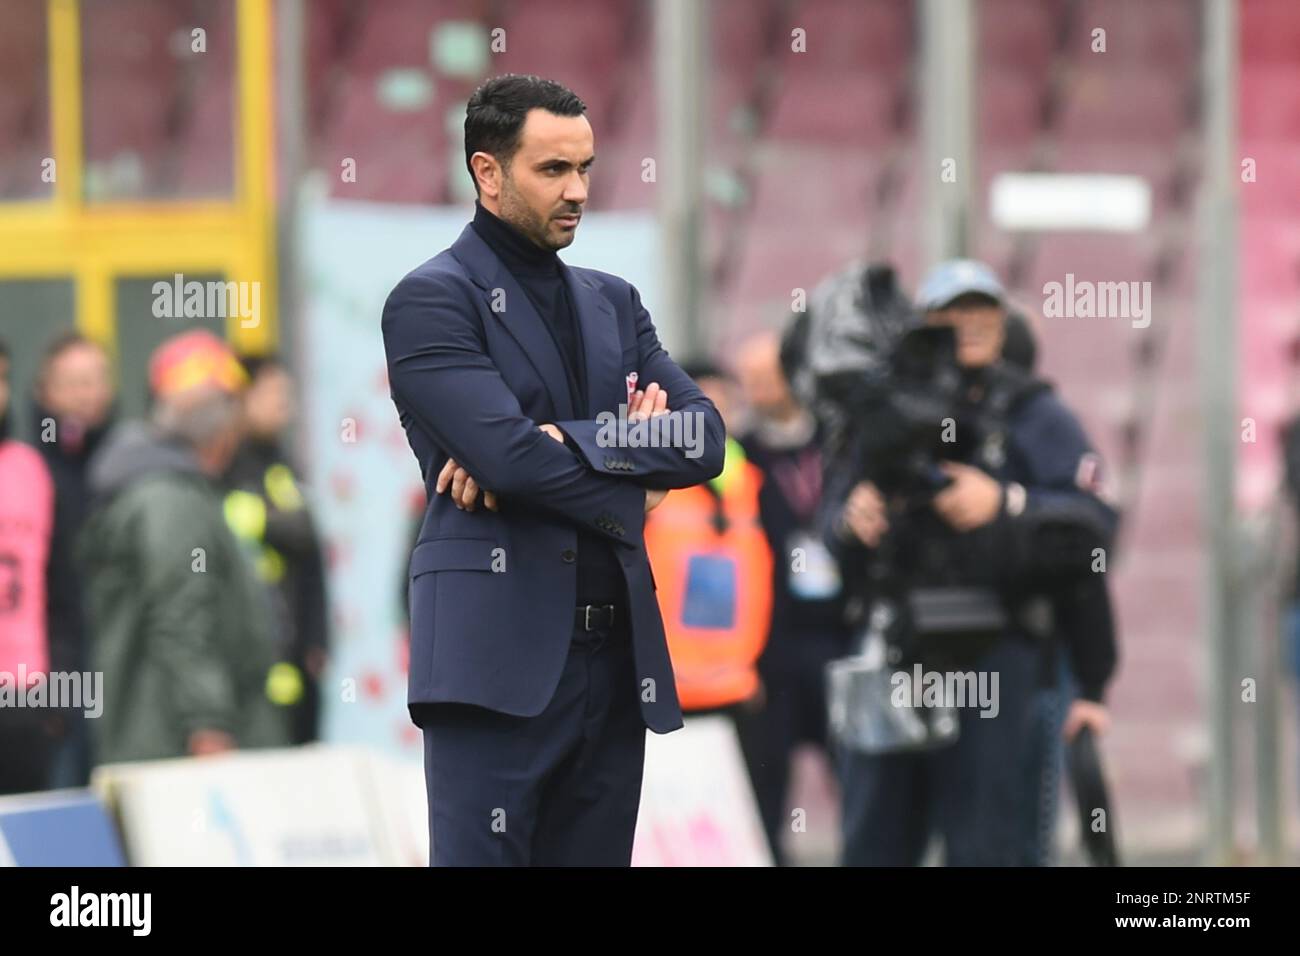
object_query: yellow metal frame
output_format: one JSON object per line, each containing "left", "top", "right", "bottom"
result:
{"left": 0, "top": 0, "right": 277, "bottom": 354}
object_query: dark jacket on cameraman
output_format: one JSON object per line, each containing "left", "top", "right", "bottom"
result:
{"left": 823, "top": 363, "right": 1120, "bottom": 701}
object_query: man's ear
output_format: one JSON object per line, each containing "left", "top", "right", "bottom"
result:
{"left": 470, "top": 152, "right": 500, "bottom": 200}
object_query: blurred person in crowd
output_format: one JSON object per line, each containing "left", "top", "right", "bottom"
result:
{"left": 383, "top": 75, "right": 724, "bottom": 865}
{"left": 734, "top": 332, "right": 849, "bottom": 865}
{"left": 0, "top": 338, "right": 59, "bottom": 795}
{"left": 825, "top": 261, "right": 1117, "bottom": 865}
{"left": 80, "top": 330, "right": 289, "bottom": 764}
{"left": 999, "top": 306, "right": 1120, "bottom": 864}
{"left": 31, "top": 332, "right": 116, "bottom": 787}
{"left": 643, "top": 361, "right": 773, "bottom": 797}
{"left": 223, "top": 355, "right": 330, "bottom": 745}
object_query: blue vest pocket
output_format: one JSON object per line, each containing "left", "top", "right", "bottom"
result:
{"left": 680, "top": 554, "right": 737, "bottom": 629}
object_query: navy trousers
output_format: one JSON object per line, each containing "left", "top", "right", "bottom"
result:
{"left": 838, "top": 637, "right": 1043, "bottom": 866}
{"left": 420, "top": 616, "right": 647, "bottom": 866}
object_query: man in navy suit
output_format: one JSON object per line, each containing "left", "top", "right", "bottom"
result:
{"left": 382, "top": 75, "right": 725, "bottom": 865}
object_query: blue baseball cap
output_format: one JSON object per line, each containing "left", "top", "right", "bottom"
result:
{"left": 916, "top": 259, "right": 1006, "bottom": 312}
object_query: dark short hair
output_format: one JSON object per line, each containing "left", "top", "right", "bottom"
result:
{"left": 464, "top": 74, "right": 586, "bottom": 197}
{"left": 41, "top": 330, "right": 98, "bottom": 366}
{"left": 39, "top": 331, "right": 105, "bottom": 385}
{"left": 238, "top": 352, "right": 285, "bottom": 382}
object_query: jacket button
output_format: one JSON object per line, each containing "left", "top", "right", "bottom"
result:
{"left": 561, "top": 549, "right": 576, "bottom": 563}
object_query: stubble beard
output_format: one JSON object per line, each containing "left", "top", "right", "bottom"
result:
{"left": 499, "top": 175, "right": 572, "bottom": 252}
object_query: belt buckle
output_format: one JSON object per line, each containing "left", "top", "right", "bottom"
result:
{"left": 582, "top": 604, "right": 615, "bottom": 631}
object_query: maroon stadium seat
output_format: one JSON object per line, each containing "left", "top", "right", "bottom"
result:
{"left": 320, "top": 71, "right": 451, "bottom": 203}
{"left": 1240, "top": 143, "right": 1300, "bottom": 220}
{"left": 978, "top": 66, "right": 1047, "bottom": 147}
{"left": 1070, "top": 0, "right": 1196, "bottom": 69}
{"left": 1241, "top": 221, "right": 1300, "bottom": 301}
{"left": 349, "top": 0, "right": 488, "bottom": 73}
{"left": 775, "top": 0, "right": 912, "bottom": 76}
{"left": 747, "top": 147, "right": 879, "bottom": 227}
{"left": 1240, "top": 65, "right": 1300, "bottom": 142}
{"left": 712, "top": 0, "right": 780, "bottom": 71}
{"left": 1241, "top": 0, "right": 1300, "bottom": 65}
{"left": 1056, "top": 65, "right": 1189, "bottom": 145}
{"left": 725, "top": 222, "right": 870, "bottom": 316}
{"left": 765, "top": 71, "right": 900, "bottom": 147}
{"left": 491, "top": 2, "right": 628, "bottom": 86}
{"left": 978, "top": 0, "right": 1060, "bottom": 78}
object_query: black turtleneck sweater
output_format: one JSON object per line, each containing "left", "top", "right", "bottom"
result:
{"left": 471, "top": 201, "right": 624, "bottom": 606}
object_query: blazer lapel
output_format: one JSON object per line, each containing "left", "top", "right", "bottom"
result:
{"left": 450, "top": 225, "right": 576, "bottom": 421}
{"left": 563, "top": 265, "right": 623, "bottom": 418}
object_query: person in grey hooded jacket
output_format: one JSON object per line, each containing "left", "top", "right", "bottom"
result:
{"left": 79, "top": 331, "right": 287, "bottom": 765}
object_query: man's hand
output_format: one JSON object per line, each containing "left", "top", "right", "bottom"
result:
{"left": 931, "top": 462, "right": 1003, "bottom": 532}
{"left": 841, "top": 481, "right": 889, "bottom": 547}
{"left": 436, "top": 457, "right": 498, "bottom": 512}
{"left": 1062, "top": 700, "right": 1110, "bottom": 741}
{"left": 628, "top": 382, "right": 669, "bottom": 422}
{"left": 188, "top": 729, "right": 236, "bottom": 757}
{"left": 435, "top": 424, "right": 564, "bottom": 512}
{"left": 625, "top": 388, "right": 669, "bottom": 512}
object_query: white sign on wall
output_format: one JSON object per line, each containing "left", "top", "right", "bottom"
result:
{"left": 633, "top": 716, "right": 773, "bottom": 867}
{"left": 94, "top": 747, "right": 385, "bottom": 866}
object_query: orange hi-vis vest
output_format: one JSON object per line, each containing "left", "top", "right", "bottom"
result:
{"left": 646, "top": 438, "right": 774, "bottom": 712}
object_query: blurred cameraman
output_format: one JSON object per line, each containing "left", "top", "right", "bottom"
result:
{"left": 826, "top": 260, "right": 1118, "bottom": 866}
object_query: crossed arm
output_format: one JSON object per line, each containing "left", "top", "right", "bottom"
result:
{"left": 383, "top": 272, "right": 721, "bottom": 539}
{"left": 436, "top": 281, "right": 724, "bottom": 513}
{"left": 439, "top": 383, "right": 672, "bottom": 514}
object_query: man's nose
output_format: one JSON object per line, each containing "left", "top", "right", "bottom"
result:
{"left": 562, "top": 171, "right": 587, "bottom": 205}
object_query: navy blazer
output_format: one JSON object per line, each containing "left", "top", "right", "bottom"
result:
{"left": 382, "top": 223, "right": 725, "bottom": 734}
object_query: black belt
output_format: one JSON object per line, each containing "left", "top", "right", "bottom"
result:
{"left": 575, "top": 604, "right": 618, "bottom": 631}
